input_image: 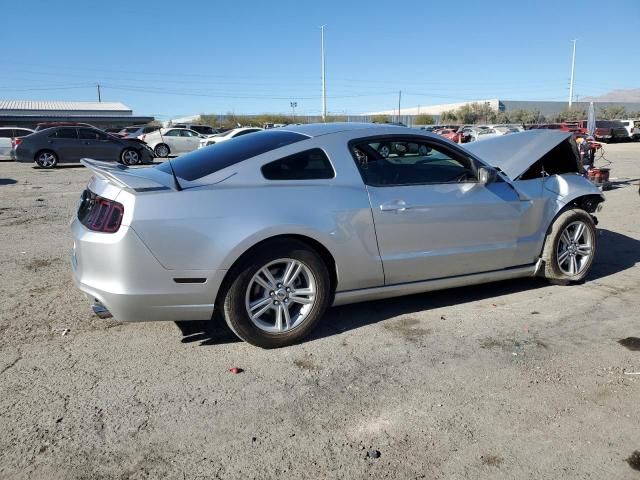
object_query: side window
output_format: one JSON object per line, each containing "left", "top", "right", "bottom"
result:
{"left": 234, "top": 129, "right": 258, "bottom": 137}
{"left": 164, "top": 129, "right": 181, "bottom": 137}
{"left": 52, "top": 128, "right": 78, "bottom": 139}
{"left": 351, "top": 138, "right": 476, "bottom": 186}
{"left": 14, "top": 129, "right": 32, "bottom": 137}
{"left": 78, "top": 128, "right": 101, "bottom": 140}
{"left": 0, "top": 130, "right": 13, "bottom": 138}
{"left": 180, "top": 130, "right": 198, "bottom": 137}
{"left": 262, "top": 148, "right": 334, "bottom": 180}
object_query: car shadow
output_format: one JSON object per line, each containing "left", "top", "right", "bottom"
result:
{"left": 178, "top": 229, "right": 639, "bottom": 346}
{"left": 587, "top": 229, "right": 640, "bottom": 280}
{"left": 175, "top": 317, "right": 241, "bottom": 346}
{"left": 0, "top": 178, "right": 17, "bottom": 185}
{"left": 31, "top": 164, "right": 86, "bottom": 170}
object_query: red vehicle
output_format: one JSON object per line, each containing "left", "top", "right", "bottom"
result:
{"left": 436, "top": 128, "right": 463, "bottom": 143}
{"left": 575, "top": 120, "right": 629, "bottom": 142}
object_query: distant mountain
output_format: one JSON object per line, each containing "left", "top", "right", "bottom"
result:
{"left": 583, "top": 89, "right": 640, "bottom": 103}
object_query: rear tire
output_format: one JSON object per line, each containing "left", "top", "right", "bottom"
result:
{"left": 154, "top": 143, "right": 170, "bottom": 157}
{"left": 35, "top": 150, "right": 58, "bottom": 168}
{"left": 220, "top": 239, "right": 331, "bottom": 348}
{"left": 541, "top": 209, "right": 597, "bottom": 284}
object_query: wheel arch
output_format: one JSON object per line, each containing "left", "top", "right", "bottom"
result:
{"left": 538, "top": 193, "right": 603, "bottom": 258}
{"left": 214, "top": 233, "right": 338, "bottom": 308}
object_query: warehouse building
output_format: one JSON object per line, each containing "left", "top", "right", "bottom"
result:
{"left": 0, "top": 100, "right": 154, "bottom": 129}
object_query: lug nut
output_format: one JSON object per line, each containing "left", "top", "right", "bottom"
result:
{"left": 270, "top": 291, "right": 274, "bottom": 296}
{"left": 286, "top": 287, "right": 291, "bottom": 292}
{"left": 274, "top": 300, "right": 279, "bottom": 305}
{"left": 277, "top": 283, "right": 282, "bottom": 288}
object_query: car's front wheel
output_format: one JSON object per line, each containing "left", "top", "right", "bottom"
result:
{"left": 220, "top": 239, "right": 331, "bottom": 348}
{"left": 541, "top": 208, "right": 597, "bottom": 284}
{"left": 120, "top": 148, "right": 140, "bottom": 165}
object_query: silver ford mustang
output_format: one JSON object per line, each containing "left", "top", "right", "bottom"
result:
{"left": 71, "top": 123, "right": 604, "bottom": 348}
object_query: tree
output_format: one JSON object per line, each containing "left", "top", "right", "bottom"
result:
{"left": 440, "top": 110, "right": 457, "bottom": 123}
{"left": 414, "top": 114, "right": 434, "bottom": 125}
{"left": 371, "top": 114, "right": 391, "bottom": 124}
{"left": 550, "top": 107, "right": 586, "bottom": 122}
{"left": 599, "top": 106, "right": 626, "bottom": 120}
{"left": 508, "top": 109, "right": 543, "bottom": 125}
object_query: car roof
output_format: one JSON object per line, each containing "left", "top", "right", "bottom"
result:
{"left": 277, "top": 122, "right": 409, "bottom": 138}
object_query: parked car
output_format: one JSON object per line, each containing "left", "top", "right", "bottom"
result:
{"left": 575, "top": 120, "right": 629, "bottom": 142}
{"left": 104, "top": 127, "right": 125, "bottom": 135}
{"left": 172, "top": 124, "right": 219, "bottom": 136}
{"left": 13, "top": 126, "right": 154, "bottom": 168}
{"left": 72, "top": 123, "right": 603, "bottom": 348}
{"left": 118, "top": 125, "right": 160, "bottom": 139}
{"left": 198, "top": 127, "right": 263, "bottom": 148}
{"left": 0, "top": 127, "right": 34, "bottom": 160}
{"left": 461, "top": 127, "right": 503, "bottom": 142}
{"left": 142, "top": 128, "right": 204, "bottom": 157}
{"left": 616, "top": 119, "right": 640, "bottom": 141}
{"left": 436, "top": 128, "right": 463, "bottom": 143}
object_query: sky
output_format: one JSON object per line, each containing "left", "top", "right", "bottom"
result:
{"left": 3, "top": 0, "right": 639, "bottom": 120}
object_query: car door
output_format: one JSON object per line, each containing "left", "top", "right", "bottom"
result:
{"left": 163, "top": 129, "right": 184, "bottom": 153}
{"left": 78, "top": 128, "right": 118, "bottom": 161}
{"left": 352, "top": 135, "right": 527, "bottom": 285}
{"left": 48, "top": 127, "right": 81, "bottom": 161}
{"left": 179, "top": 129, "right": 201, "bottom": 152}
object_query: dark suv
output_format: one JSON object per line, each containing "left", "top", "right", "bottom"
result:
{"left": 13, "top": 126, "right": 154, "bottom": 168}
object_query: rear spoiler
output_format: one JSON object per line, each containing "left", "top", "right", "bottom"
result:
{"left": 80, "top": 158, "right": 176, "bottom": 192}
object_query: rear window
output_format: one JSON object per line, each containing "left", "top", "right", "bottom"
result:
{"left": 596, "top": 120, "right": 624, "bottom": 128}
{"left": 157, "top": 130, "right": 309, "bottom": 181}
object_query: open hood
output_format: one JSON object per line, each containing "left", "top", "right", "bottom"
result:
{"left": 463, "top": 130, "right": 573, "bottom": 180}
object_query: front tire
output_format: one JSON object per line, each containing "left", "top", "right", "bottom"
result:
{"left": 220, "top": 239, "right": 331, "bottom": 348}
{"left": 120, "top": 148, "right": 140, "bottom": 165}
{"left": 35, "top": 150, "right": 58, "bottom": 168}
{"left": 541, "top": 209, "right": 597, "bottom": 284}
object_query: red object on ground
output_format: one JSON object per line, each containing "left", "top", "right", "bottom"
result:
{"left": 229, "top": 367, "right": 243, "bottom": 374}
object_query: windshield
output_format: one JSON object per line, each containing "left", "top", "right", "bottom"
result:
{"left": 157, "top": 130, "right": 309, "bottom": 181}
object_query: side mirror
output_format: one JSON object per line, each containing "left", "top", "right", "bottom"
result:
{"left": 478, "top": 166, "right": 497, "bottom": 185}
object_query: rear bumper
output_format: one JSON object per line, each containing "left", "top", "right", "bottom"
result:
{"left": 71, "top": 218, "right": 226, "bottom": 322}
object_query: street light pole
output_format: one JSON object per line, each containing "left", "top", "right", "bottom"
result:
{"left": 290, "top": 101, "right": 297, "bottom": 122}
{"left": 569, "top": 39, "right": 576, "bottom": 108}
{"left": 320, "top": 24, "right": 327, "bottom": 122}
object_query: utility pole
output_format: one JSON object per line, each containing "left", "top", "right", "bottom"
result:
{"left": 97, "top": 83, "right": 102, "bottom": 102}
{"left": 397, "top": 90, "right": 402, "bottom": 123}
{"left": 568, "top": 39, "right": 576, "bottom": 109}
{"left": 320, "top": 25, "right": 327, "bottom": 122}
{"left": 290, "top": 101, "right": 297, "bottom": 122}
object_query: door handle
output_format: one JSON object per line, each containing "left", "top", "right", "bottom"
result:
{"left": 380, "top": 200, "right": 407, "bottom": 212}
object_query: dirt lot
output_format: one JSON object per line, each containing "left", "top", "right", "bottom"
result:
{"left": 1, "top": 144, "right": 639, "bottom": 479}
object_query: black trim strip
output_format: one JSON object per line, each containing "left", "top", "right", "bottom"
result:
{"left": 173, "top": 277, "right": 207, "bottom": 284}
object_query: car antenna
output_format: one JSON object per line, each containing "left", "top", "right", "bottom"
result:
{"left": 167, "top": 158, "right": 183, "bottom": 191}
{"left": 158, "top": 124, "right": 182, "bottom": 191}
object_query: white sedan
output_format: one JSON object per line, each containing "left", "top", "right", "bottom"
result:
{"left": 198, "top": 127, "right": 263, "bottom": 148}
{"left": 141, "top": 128, "right": 204, "bottom": 157}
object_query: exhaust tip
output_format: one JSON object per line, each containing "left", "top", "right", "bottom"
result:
{"left": 92, "top": 301, "right": 113, "bottom": 319}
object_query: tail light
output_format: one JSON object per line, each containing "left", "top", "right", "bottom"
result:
{"left": 77, "top": 190, "right": 124, "bottom": 233}
{"left": 11, "top": 138, "right": 22, "bottom": 148}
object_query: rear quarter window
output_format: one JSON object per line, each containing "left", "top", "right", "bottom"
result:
{"left": 262, "top": 148, "right": 334, "bottom": 180}
{"left": 158, "top": 130, "right": 309, "bottom": 181}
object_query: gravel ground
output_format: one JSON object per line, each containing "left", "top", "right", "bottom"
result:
{"left": 1, "top": 144, "right": 639, "bottom": 479}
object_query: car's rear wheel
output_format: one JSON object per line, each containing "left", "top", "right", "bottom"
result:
{"left": 154, "top": 143, "right": 170, "bottom": 157}
{"left": 221, "top": 239, "right": 330, "bottom": 348}
{"left": 120, "top": 148, "right": 140, "bottom": 165}
{"left": 35, "top": 150, "right": 58, "bottom": 168}
{"left": 541, "top": 209, "right": 597, "bottom": 284}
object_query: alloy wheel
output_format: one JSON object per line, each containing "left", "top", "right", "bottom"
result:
{"left": 245, "top": 258, "right": 317, "bottom": 333}
{"left": 122, "top": 149, "right": 139, "bottom": 165}
{"left": 37, "top": 152, "right": 56, "bottom": 167}
{"left": 556, "top": 220, "right": 594, "bottom": 275}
